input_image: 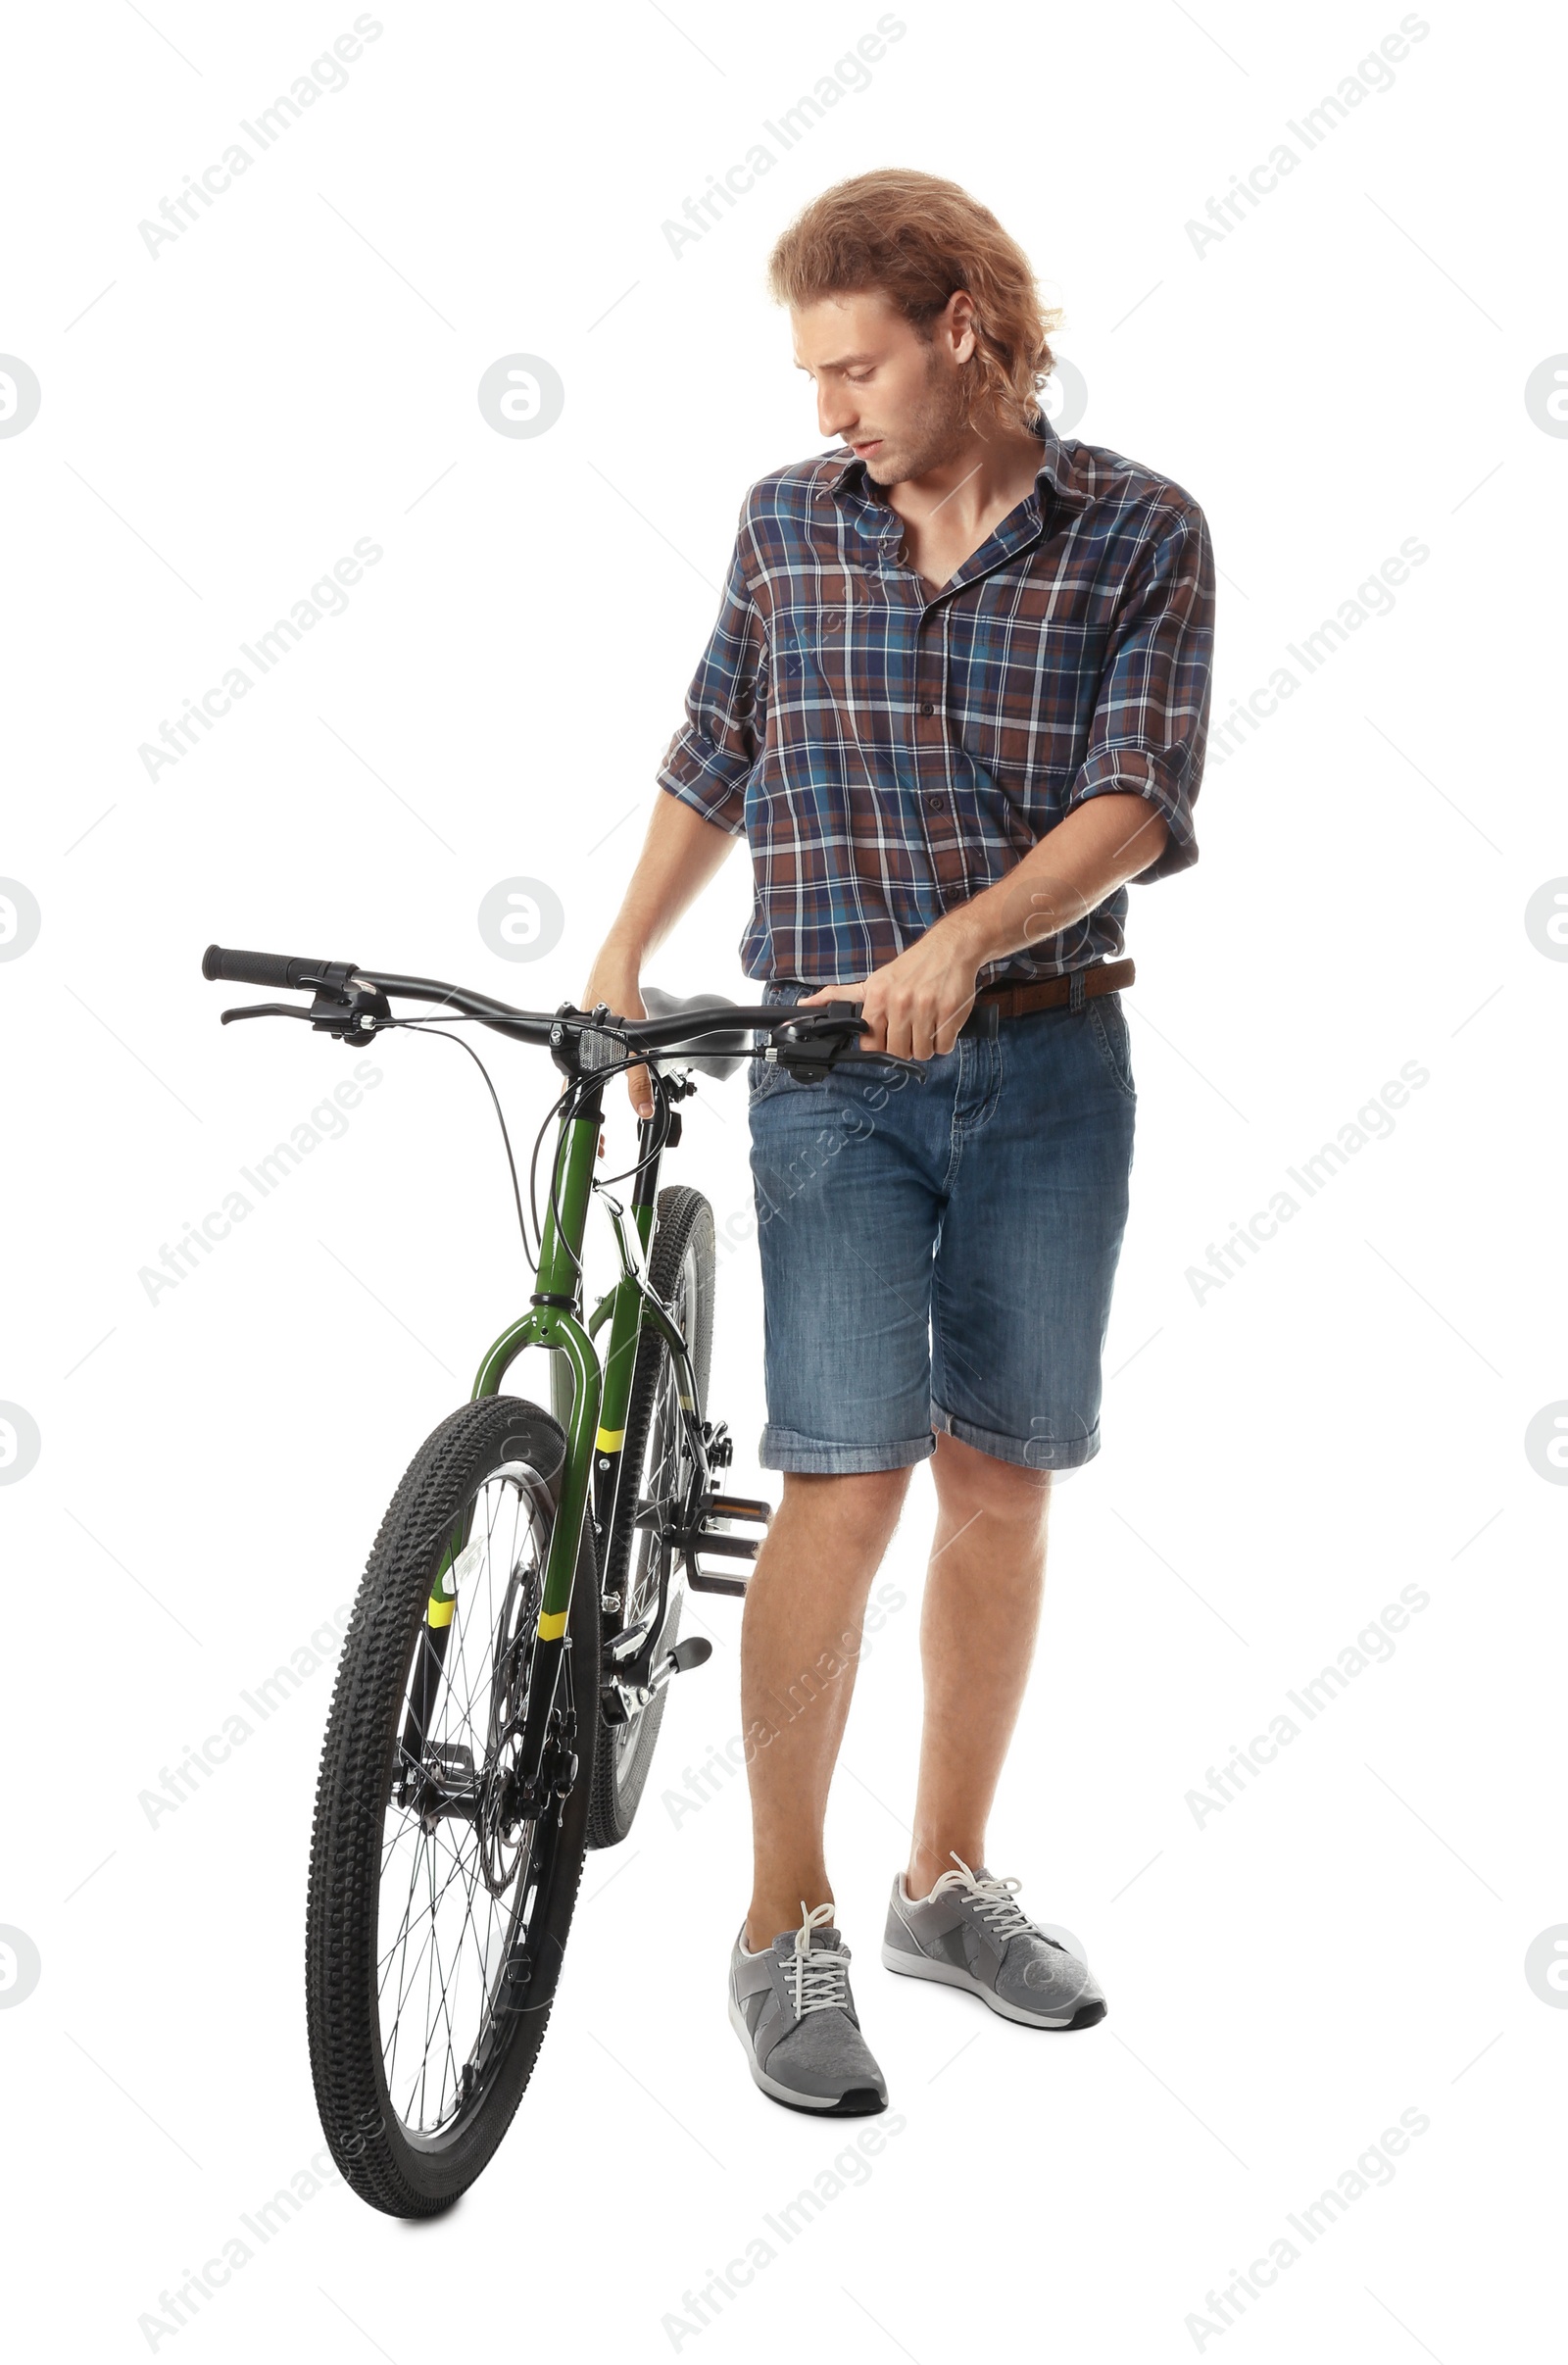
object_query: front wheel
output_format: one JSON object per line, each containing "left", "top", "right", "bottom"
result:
{"left": 306, "top": 1394, "right": 599, "bottom": 2217}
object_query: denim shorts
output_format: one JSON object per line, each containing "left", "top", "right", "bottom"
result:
{"left": 746, "top": 981, "right": 1137, "bottom": 1473}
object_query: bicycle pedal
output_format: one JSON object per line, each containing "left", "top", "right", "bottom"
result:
{"left": 690, "top": 1527, "right": 761, "bottom": 1560}
{"left": 704, "top": 1492, "right": 772, "bottom": 1526}
{"left": 683, "top": 1490, "right": 774, "bottom": 1595}
{"left": 686, "top": 1566, "right": 749, "bottom": 1598}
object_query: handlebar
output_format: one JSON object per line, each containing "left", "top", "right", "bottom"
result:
{"left": 200, "top": 943, "right": 921, "bottom": 1077}
{"left": 202, "top": 946, "right": 361, "bottom": 995}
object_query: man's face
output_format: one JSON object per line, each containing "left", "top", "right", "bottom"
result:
{"left": 791, "top": 289, "right": 969, "bottom": 485}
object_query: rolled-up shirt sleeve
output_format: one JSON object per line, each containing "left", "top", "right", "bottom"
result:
{"left": 1064, "top": 501, "right": 1214, "bottom": 882}
{"left": 655, "top": 523, "right": 764, "bottom": 839}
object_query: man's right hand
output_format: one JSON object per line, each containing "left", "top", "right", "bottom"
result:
{"left": 580, "top": 943, "right": 654, "bottom": 1120}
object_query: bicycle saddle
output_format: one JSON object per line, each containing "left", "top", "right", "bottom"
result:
{"left": 636, "top": 985, "right": 751, "bottom": 1081}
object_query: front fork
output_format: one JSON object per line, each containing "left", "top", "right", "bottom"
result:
{"left": 398, "top": 1101, "right": 604, "bottom": 1799}
{"left": 403, "top": 1101, "right": 695, "bottom": 1818}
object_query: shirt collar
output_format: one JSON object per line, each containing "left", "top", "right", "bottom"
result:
{"left": 820, "top": 407, "right": 1087, "bottom": 515}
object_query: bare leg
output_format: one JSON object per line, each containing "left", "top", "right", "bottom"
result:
{"left": 905, "top": 1432, "right": 1052, "bottom": 1899}
{"left": 741, "top": 1467, "right": 912, "bottom": 1950}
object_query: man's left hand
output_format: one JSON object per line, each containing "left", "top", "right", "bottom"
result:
{"left": 799, "top": 922, "right": 979, "bottom": 1059}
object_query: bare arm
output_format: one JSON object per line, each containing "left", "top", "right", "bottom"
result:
{"left": 801, "top": 793, "right": 1168, "bottom": 1059}
{"left": 581, "top": 791, "right": 739, "bottom": 1116}
{"left": 945, "top": 792, "right": 1168, "bottom": 969}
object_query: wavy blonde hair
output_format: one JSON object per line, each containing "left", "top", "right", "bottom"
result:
{"left": 766, "top": 169, "right": 1062, "bottom": 431}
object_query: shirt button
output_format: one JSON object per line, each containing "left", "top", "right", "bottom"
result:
{"left": 919, "top": 701, "right": 935, "bottom": 715}
{"left": 926, "top": 793, "right": 943, "bottom": 813}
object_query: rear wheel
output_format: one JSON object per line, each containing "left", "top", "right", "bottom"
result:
{"left": 306, "top": 1394, "right": 598, "bottom": 2217}
{"left": 587, "top": 1186, "right": 714, "bottom": 1848}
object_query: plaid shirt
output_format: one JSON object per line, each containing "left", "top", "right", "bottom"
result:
{"left": 656, "top": 414, "right": 1214, "bottom": 989}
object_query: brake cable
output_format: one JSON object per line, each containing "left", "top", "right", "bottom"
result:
{"left": 370, "top": 1010, "right": 677, "bottom": 1281}
{"left": 350, "top": 1001, "right": 901, "bottom": 1290}
{"left": 377, "top": 1014, "right": 534, "bottom": 1268}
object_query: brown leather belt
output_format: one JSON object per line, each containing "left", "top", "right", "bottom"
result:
{"left": 970, "top": 957, "right": 1135, "bottom": 1021}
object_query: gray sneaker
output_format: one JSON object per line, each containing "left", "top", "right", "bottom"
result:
{"left": 882, "top": 1855, "right": 1106, "bottom": 2029}
{"left": 728, "top": 1901, "right": 889, "bottom": 2114}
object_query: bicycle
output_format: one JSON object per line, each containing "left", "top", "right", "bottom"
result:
{"left": 200, "top": 943, "right": 917, "bottom": 2218}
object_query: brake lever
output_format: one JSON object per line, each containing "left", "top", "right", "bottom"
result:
{"left": 220, "top": 979, "right": 392, "bottom": 1038}
{"left": 826, "top": 1047, "right": 930, "bottom": 1077}
{"left": 220, "top": 1002, "right": 318, "bottom": 1025}
{"left": 768, "top": 1004, "right": 930, "bottom": 1084}
{"left": 771, "top": 1048, "right": 931, "bottom": 1083}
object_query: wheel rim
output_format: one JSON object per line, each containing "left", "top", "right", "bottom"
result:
{"left": 376, "top": 1469, "right": 550, "bottom": 2145}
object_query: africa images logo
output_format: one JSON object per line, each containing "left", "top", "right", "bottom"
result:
{"left": 661, "top": 17, "right": 906, "bottom": 259}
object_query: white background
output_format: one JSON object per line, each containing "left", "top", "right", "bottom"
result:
{"left": 3, "top": 1, "right": 1563, "bottom": 2356}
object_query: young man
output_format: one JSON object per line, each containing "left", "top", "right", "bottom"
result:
{"left": 583, "top": 169, "right": 1212, "bottom": 2114}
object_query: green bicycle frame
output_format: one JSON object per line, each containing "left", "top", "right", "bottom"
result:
{"left": 421, "top": 1087, "right": 696, "bottom": 1664}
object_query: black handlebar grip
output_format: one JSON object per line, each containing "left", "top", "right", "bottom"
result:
{"left": 203, "top": 945, "right": 365, "bottom": 993}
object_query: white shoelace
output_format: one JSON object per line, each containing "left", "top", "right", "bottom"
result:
{"left": 789, "top": 1900, "right": 850, "bottom": 2016}
{"left": 926, "top": 1853, "right": 1038, "bottom": 1945}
